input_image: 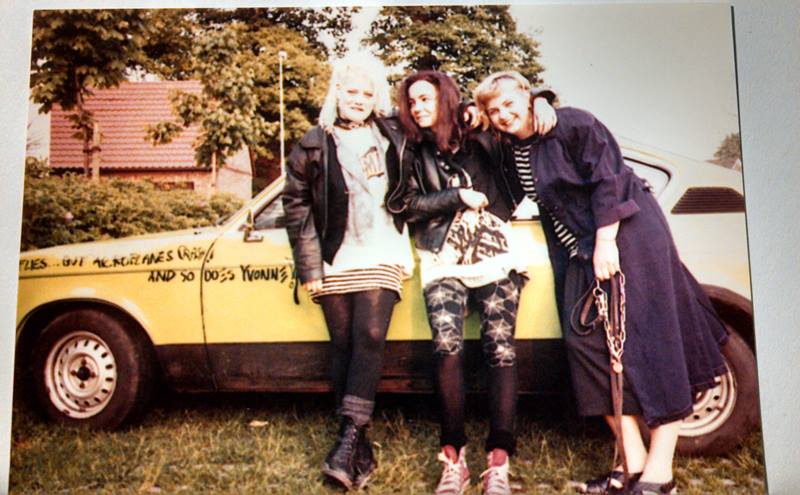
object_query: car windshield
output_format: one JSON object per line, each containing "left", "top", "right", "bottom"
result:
{"left": 215, "top": 175, "right": 285, "bottom": 227}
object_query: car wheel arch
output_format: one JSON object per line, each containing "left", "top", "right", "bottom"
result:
{"left": 16, "top": 300, "right": 160, "bottom": 382}
{"left": 702, "top": 284, "right": 755, "bottom": 350}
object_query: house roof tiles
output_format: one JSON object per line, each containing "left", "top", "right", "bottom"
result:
{"left": 50, "top": 81, "right": 204, "bottom": 170}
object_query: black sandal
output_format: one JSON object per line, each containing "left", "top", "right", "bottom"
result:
{"left": 579, "top": 471, "right": 642, "bottom": 494}
{"left": 625, "top": 479, "right": 677, "bottom": 495}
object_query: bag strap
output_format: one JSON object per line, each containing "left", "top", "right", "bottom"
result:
{"left": 569, "top": 279, "right": 603, "bottom": 336}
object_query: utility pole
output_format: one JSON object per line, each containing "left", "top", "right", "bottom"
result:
{"left": 279, "top": 50, "right": 287, "bottom": 177}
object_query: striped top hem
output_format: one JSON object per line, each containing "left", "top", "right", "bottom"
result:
{"left": 311, "top": 264, "right": 405, "bottom": 302}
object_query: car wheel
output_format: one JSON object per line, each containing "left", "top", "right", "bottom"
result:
{"left": 676, "top": 328, "right": 759, "bottom": 455}
{"left": 639, "top": 327, "right": 759, "bottom": 456}
{"left": 31, "top": 308, "right": 155, "bottom": 429}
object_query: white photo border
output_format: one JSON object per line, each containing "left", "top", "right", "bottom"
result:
{"left": 1, "top": 1, "right": 798, "bottom": 493}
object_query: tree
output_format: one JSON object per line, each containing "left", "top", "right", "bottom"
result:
{"left": 367, "top": 6, "right": 545, "bottom": 92}
{"left": 711, "top": 133, "right": 742, "bottom": 170}
{"left": 139, "top": 7, "right": 358, "bottom": 81}
{"left": 147, "top": 23, "right": 330, "bottom": 189}
{"left": 138, "top": 10, "right": 198, "bottom": 80}
{"left": 714, "top": 133, "right": 741, "bottom": 162}
{"left": 195, "top": 7, "right": 358, "bottom": 58}
{"left": 30, "top": 10, "right": 150, "bottom": 175}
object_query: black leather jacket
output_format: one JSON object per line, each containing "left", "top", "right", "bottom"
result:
{"left": 393, "top": 87, "right": 558, "bottom": 253}
{"left": 394, "top": 131, "right": 515, "bottom": 253}
{"left": 282, "top": 117, "right": 411, "bottom": 284}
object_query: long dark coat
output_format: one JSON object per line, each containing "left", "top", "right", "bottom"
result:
{"left": 498, "top": 107, "right": 729, "bottom": 426}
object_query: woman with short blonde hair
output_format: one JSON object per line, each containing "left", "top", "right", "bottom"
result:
{"left": 474, "top": 70, "right": 729, "bottom": 495}
{"left": 283, "top": 51, "right": 413, "bottom": 491}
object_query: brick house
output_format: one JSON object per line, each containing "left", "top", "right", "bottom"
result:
{"left": 49, "top": 81, "right": 253, "bottom": 200}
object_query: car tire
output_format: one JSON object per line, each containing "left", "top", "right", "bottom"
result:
{"left": 30, "top": 308, "right": 156, "bottom": 430}
{"left": 639, "top": 327, "right": 759, "bottom": 456}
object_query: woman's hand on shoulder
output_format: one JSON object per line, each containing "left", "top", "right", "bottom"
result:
{"left": 303, "top": 279, "right": 323, "bottom": 293}
{"left": 458, "top": 188, "right": 489, "bottom": 210}
{"left": 533, "top": 96, "right": 557, "bottom": 135}
{"left": 463, "top": 104, "right": 481, "bottom": 129}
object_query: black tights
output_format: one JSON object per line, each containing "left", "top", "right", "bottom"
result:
{"left": 319, "top": 289, "right": 398, "bottom": 413}
{"left": 425, "top": 277, "right": 520, "bottom": 455}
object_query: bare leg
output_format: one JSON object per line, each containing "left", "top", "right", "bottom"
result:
{"left": 604, "top": 415, "right": 647, "bottom": 473}
{"left": 640, "top": 420, "right": 681, "bottom": 483}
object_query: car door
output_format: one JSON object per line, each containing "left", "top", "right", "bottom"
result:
{"left": 199, "top": 178, "right": 562, "bottom": 394}
{"left": 200, "top": 184, "right": 332, "bottom": 391}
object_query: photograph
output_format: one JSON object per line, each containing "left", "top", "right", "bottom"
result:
{"left": 9, "top": 3, "right": 766, "bottom": 494}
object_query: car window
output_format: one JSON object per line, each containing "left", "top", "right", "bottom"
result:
{"left": 626, "top": 158, "right": 669, "bottom": 196}
{"left": 254, "top": 194, "right": 286, "bottom": 230}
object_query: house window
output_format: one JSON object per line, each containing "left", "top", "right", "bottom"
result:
{"left": 154, "top": 181, "right": 195, "bottom": 191}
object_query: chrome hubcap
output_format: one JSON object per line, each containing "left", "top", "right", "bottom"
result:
{"left": 681, "top": 362, "right": 736, "bottom": 437}
{"left": 44, "top": 331, "right": 117, "bottom": 418}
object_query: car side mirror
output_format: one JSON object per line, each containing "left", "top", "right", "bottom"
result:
{"left": 243, "top": 210, "right": 263, "bottom": 243}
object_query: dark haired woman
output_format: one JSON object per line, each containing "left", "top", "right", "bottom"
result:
{"left": 390, "top": 70, "right": 556, "bottom": 495}
{"left": 473, "top": 71, "right": 729, "bottom": 495}
{"left": 282, "top": 51, "right": 414, "bottom": 491}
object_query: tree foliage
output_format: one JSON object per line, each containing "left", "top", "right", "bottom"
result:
{"left": 195, "top": 7, "right": 357, "bottom": 58}
{"left": 31, "top": 10, "right": 151, "bottom": 173}
{"left": 367, "top": 6, "right": 545, "bottom": 92}
{"left": 139, "top": 7, "right": 357, "bottom": 80}
{"left": 21, "top": 174, "right": 243, "bottom": 251}
{"left": 146, "top": 24, "right": 330, "bottom": 173}
{"left": 25, "top": 156, "right": 50, "bottom": 179}
{"left": 138, "top": 10, "right": 198, "bottom": 81}
{"left": 31, "top": 10, "right": 149, "bottom": 112}
{"left": 30, "top": 8, "right": 351, "bottom": 190}
{"left": 714, "top": 132, "right": 741, "bottom": 162}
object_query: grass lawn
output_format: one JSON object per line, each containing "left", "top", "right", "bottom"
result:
{"left": 9, "top": 392, "right": 765, "bottom": 494}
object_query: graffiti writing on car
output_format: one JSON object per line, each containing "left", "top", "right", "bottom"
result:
{"left": 146, "top": 265, "right": 291, "bottom": 286}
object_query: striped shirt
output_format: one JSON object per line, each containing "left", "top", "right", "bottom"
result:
{"left": 312, "top": 264, "right": 405, "bottom": 301}
{"left": 513, "top": 143, "right": 579, "bottom": 258}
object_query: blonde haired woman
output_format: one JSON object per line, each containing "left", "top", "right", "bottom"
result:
{"left": 282, "top": 51, "right": 413, "bottom": 491}
{"left": 473, "top": 71, "right": 728, "bottom": 495}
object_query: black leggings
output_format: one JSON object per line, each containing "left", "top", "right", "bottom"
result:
{"left": 424, "top": 276, "right": 520, "bottom": 455}
{"left": 319, "top": 289, "right": 398, "bottom": 420}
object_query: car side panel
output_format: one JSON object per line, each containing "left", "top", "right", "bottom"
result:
{"left": 17, "top": 234, "right": 213, "bottom": 346}
{"left": 168, "top": 339, "right": 566, "bottom": 394}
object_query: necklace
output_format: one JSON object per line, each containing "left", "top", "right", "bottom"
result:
{"left": 334, "top": 117, "right": 371, "bottom": 130}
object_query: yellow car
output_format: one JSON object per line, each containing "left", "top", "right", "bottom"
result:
{"left": 16, "top": 140, "right": 757, "bottom": 456}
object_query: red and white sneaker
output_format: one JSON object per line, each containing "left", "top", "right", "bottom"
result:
{"left": 480, "top": 450, "right": 511, "bottom": 495}
{"left": 434, "top": 446, "right": 470, "bottom": 495}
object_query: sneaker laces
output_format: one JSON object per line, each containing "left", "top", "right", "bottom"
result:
{"left": 435, "top": 449, "right": 469, "bottom": 495}
{"left": 480, "top": 458, "right": 511, "bottom": 495}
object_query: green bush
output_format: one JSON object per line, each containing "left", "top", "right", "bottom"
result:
{"left": 25, "top": 156, "right": 50, "bottom": 179}
{"left": 21, "top": 174, "right": 244, "bottom": 251}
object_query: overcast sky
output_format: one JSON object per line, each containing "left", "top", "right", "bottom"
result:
{"left": 346, "top": 4, "right": 738, "bottom": 162}
{"left": 29, "top": 3, "right": 740, "bottom": 163}
{"left": 510, "top": 3, "right": 739, "bottom": 162}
